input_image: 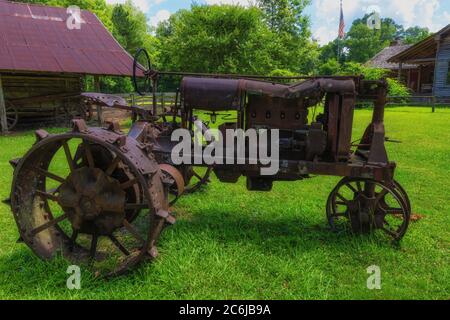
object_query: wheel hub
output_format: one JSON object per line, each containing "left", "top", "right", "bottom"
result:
{"left": 58, "top": 167, "right": 126, "bottom": 235}
{"left": 347, "top": 193, "right": 376, "bottom": 233}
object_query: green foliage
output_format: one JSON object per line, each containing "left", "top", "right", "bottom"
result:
{"left": 344, "top": 15, "right": 402, "bottom": 63}
{"left": 268, "top": 69, "right": 298, "bottom": 83}
{"left": 156, "top": 5, "right": 266, "bottom": 74}
{"left": 386, "top": 78, "right": 411, "bottom": 98}
{"left": 111, "top": 1, "right": 149, "bottom": 54}
{"left": 268, "top": 69, "right": 297, "bottom": 77}
{"left": 319, "top": 39, "right": 340, "bottom": 63}
{"left": 156, "top": 4, "right": 319, "bottom": 76}
{"left": 318, "top": 59, "right": 341, "bottom": 75}
{"left": 339, "top": 62, "right": 410, "bottom": 97}
{"left": 401, "top": 26, "right": 432, "bottom": 44}
{"left": 320, "top": 14, "right": 431, "bottom": 67}
{"left": 257, "top": 0, "right": 311, "bottom": 36}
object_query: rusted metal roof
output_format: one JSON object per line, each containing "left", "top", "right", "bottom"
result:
{"left": 367, "top": 44, "right": 417, "bottom": 70}
{"left": 0, "top": 1, "right": 135, "bottom": 76}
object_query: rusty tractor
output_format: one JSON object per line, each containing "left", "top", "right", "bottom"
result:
{"left": 6, "top": 49, "right": 411, "bottom": 276}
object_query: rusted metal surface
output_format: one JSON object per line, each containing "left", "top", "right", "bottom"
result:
{"left": 182, "top": 77, "right": 241, "bottom": 111}
{"left": 81, "top": 93, "right": 154, "bottom": 121}
{"left": 0, "top": 1, "right": 135, "bottom": 76}
{"left": 9, "top": 119, "right": 172, "bottom": 276}
{"left": 7, "top": 50, "right": 412, "bottom": 277}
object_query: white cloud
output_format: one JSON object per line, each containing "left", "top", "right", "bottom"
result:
{"left": 150, "top": 9, "right": 171, "bottom": 27}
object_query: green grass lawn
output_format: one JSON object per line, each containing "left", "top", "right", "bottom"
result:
{"left": 0, "top": 107, "right": 448, "bottom": 300}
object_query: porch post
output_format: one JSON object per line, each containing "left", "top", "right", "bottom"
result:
{"left": 94, "top": 75, "right": 103, "bottom": 125}
{"left": 0, "top": 75, "right": 8, "bottom": 133}
{"left": 417, "top": 66, "right": 422, "bottom": 93}
{"left": 432, "top": 39, "right": 441, "bottom": 99}
{"left": 398, "top": 62, "right": 403, "bottom": 81}
{"left": 407, "top": 69, "right": 411, "bottom": 88}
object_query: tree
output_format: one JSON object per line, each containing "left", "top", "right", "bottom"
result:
{"left": 111, "top": 1, "right": 148, "bottom": 55}
{"left": 344, "top": 14, "right": 404, "bottom": 63}
{"left": 318, "top": 59, "right": 341, "bottom": 75}
{"left": 401, "top": 26, "right": 431, "bottom": 44}
{"left": 319, "top": 39, "right": 340, "bottom": 62}
{"left": 156, "top": 5, "right": 265, "bottom": 74}
{"left": 257, "top": 0, "right": 311, "bottom": 37}
{"left": 156, "top": 4, "right": 319, "bottom": 77}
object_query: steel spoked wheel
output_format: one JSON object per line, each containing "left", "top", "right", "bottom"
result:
{"left": 133, "top": 48, "right": 153, "bottom": 96}
{"left": 183, "top": 166, "right": 213, "bottom": 194}
{"left": 182, "top": 118, "right": 213, "bottom": 194}
{"left": 10, "top": 123, "right": 169, "bottom": 277}
{"left": 326, "top": 178, "right": 410, "bottom": 241}
{"left": 5, "top": 101, "right": 19, "bottom": 131}
{"left": 160, "top": 164, "right": 185, "bottom": 206}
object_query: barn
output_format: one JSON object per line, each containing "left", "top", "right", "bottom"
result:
{"left": 0, "top": 0, "right": 136, "bottom": 132}
{"left": 389, "top": 24, "right": 450, "bottom": 100}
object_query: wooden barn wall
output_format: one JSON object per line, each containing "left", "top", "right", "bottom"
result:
{"left": 1, "top": 73, "right": 82, "bottom": 123}
{"left": 434, "top": 34, "right": 450, "bottom": 97}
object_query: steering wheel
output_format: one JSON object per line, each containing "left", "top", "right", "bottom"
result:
{"left": 133, "top": 48, "right": 154, "bottom": 96}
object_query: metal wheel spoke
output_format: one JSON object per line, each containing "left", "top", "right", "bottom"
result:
{"left": 109, "top": 235, "right": 130, "bottom": 256}
{"left": 385, "top": 208, "right": 404, "bottom": 215}
{"left": 375, "top": 189, "right": 389, "bottom": 202}
{"left": 356, "top": 181, "right": 363, "bottom": 193}
{"left": 36, "top": 190, "right": 59, "bottom": 202}
{"left": 69, "top": 229, "right": 79, "bottom": 251}
{"left": 125, "top": 203, "right": 148, "bottom": 210}
{"left": 33, "top": 166, "right": 66, "bottom": 183}
{"left": 29, "top": 213, "right": 69, "bottom": 236}
{"left": 83, "top": 142, "right": 95, "bottom": 169}
{"left": 122, "top": 219, "right": 145, "bottom": 245}
{"left": 121, "top": 178, "right": 138, "bottom": 190}
{"left": 380, "top": 226, "right": 399, "bottom": 239}
{"left": 192, "top": 171, "right": 203, "bottom": 181}
{"left": 336, "top": 193, "right": 350, "bottom": 204}
{"left": 105, "top": 157, "right": 121, "bottom": 176}
{"left": 331, "top": 212, "right": 346, "bottom": 218}
{"left": 345, "top": 183, "right": 358, "bottom": 194}
{"left": 90, "top": 234, "right": 98, "bottom": 259}
{"left": 62, "top": 141, "right": 75, "bottom": 172}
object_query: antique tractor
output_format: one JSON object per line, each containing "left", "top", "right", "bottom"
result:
{"left": 6, "top": 49, "right": 411, "bottom": 276}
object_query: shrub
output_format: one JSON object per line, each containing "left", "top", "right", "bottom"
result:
{"left": 319, "top": 59, "right": 341, "bottom": 75}
{"left": 386, "top": 78, "right": 411, "bottom": 101}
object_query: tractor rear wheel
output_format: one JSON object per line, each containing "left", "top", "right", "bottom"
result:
{"left": 9, "top": 120, "right": 172, "bottom": 277}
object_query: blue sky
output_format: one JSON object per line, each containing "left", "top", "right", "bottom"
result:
{"left": 107, "top": 0, "right": 450, "bottom": 45}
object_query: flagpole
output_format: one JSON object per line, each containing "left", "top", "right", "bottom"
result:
{"left": 337, "top": 38, "right": 340, "bottom": 61}
{"left": 337, "top": 0, "right": 343, "bottom": 61}
{"left": 337, "top": 0, "right": 344, "bottom": 62}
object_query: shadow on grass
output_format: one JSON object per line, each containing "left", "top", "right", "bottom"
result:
{"left": 167, "top": 208, "right": 402, "bottom": 256}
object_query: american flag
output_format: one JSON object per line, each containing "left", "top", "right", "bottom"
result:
{"left": 338, "top": 0, "right": 345, "bottom": 39}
